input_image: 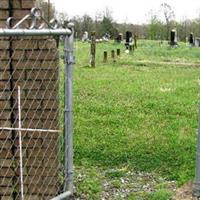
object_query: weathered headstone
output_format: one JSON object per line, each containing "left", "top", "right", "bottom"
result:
{"left": 102, "top": 33, "right": 110, "bottom": 42}
{"left": 170, "top": 29, "right": 178, "bottom": 46}
{"left": 188, "top": 33, "right": 194, "bottom": 46}
{"left": 82, "top": 31, "right": 89, "bottom": 42}
{"left": 195, "top": 38, "right": 200, "bottom": 47}
{"left": 115, "top": 33, "right": 123, "bottom": 43}
{"left": 117, "top": 49, "right": 120, "bottom": 56}
{"left": 111, "top": 50, "right": 116, "bottom": 63}
{"left": 125, "top": 31, "right": 132, "bottom": 49}
{"left": 90, "top": 31, "right": 96, "bottom": 67}
{"left": 134, "top": 34, "right": 137, "bottom": 49}
{"left": 103, "top": 51, "right": 108, "bottom": 62}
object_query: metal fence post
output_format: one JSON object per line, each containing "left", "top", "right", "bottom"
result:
{"left": 193, "top": 105, "right": 200, "bottom": 198}
{"left": 64, "top": 23, "right": 74, "bottom": 194}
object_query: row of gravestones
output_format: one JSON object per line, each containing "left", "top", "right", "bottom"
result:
{"left": 113, "top": 31, "right": 137, "bottom": 51}
{"left": 82, "top": 31, "right": 135, "bottom": 43}
{"left": 82, "top": 31, "right": 110, "bottom": 42}
{"left": 83, "top": 30, "right": 200, "bottom": 48}
{"left": 170, "top": 30, "right": 200, "bottom": 47}
{"left": 83, "top": 31, "right": 137, "bottom": 52}
{"left": 122, "top": 29, "right": 200, "bottom": 49}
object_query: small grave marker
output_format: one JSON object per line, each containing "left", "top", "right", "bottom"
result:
{"left": 189, "top": 32, "right": 194, "bottom": 46}
{"left": 170, "top": 29, "right": 178, "bottom": 46}
{"left": 117, "top": 49, "right": 120, "bottom": 56}
{"left": 111, "top": 50, "right": 116, "bottom": 63}
{"left": 134, "top": 34, "right": 137, "bottom": 49}
{"left": 125, "top": 31, "right": 132, "bottom": 49}
{"left": 90, "top": 31, "right": 96, "bottom": 67}
{"left": 103, "top": 51, "right": 108, "bottom": 62}
{"left": 195, "top": 38, "right": 200, "bottom": 47}
{"left": 82, "top": 31, "right": 89, "bottom": 42}
{"left": 115, "top": 33, "right": 123, "bottom": 43}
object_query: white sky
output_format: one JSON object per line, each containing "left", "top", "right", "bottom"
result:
{"left": 50, "top": 0, "right": 200, "bottom": 24}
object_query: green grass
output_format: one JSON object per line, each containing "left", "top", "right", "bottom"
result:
{"left": 74, "top": 40, "right": 200, "bottom": 67}
{"left": 62, "top": 40, "right": 200, "bottom": 199}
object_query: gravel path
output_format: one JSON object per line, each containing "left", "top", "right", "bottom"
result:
{"left": 73, "top": 168, "right": 177, "bottom": 200}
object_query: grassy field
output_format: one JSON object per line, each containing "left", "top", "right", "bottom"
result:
{"left": 68, "top": 40, "right": 200, "bottom": 199}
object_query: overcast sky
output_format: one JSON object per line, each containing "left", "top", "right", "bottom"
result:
{"left": 50, "top": 0, "right": 200, "bottom": 24}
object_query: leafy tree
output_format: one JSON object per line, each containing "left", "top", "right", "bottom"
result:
{"left": 100, "top": 16, "right": 115, "bottom": 36}
{"left": 147, "top": 10, "right": 164, "bottom": 40}
{"left": 176, "top": 18, "right": 191, "bottom": 42}
{"left": 71, "top": 16, "right": 82, "bottom": 38}
{"left": 100, "top": 8, "right": 116, "bottom": 37}
{"left": 81, "top": 15, "right": 94, "bottom": 35}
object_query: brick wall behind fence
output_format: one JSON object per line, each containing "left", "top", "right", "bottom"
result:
{"left": 0, "top": 1, "right": 60, "bottom": 199}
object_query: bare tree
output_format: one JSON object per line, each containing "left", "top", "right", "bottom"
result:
{"left": 102, "top": 7, "right": 113, "bottom": 21}
{"left": 36, "top": 0, "right": 56, "bottom": 22}
{"left": 57, "top": 12, "right": 69, "bottom": 27}
{"left": 147, "top": 9, "right": 164, "bottom": 40}
{"left": 160, "top": 3, "right": 175, "bottom": 40}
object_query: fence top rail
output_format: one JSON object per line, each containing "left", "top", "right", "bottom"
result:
{"left": 0, "top": 28, "right": 72, "bottom": 36}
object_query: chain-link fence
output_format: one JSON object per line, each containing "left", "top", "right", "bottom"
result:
{"left": 0, "top": 11, "right": 74, "bottom": 200}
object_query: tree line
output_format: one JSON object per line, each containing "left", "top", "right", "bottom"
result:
{"left": 37, "top": 0, "right": 200, "bottom": 41}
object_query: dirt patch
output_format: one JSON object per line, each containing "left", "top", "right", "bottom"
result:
{"left": 133, "top": 60, "right": 200, "bottom": 67}
{"left": 172, "top": 182, "right": 194, "bottom": 200}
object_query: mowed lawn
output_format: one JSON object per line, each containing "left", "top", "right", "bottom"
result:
{"left": 69, "top": 40, "right": 200, "bottom": 199}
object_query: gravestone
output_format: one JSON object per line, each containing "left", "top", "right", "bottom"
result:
{"left": 188, "top": 33, "right": 194, "bottom": 46}
{"left": 170, "top": 29, "right": 178, "bottom": 46}
{"left": 195, "top": 38, "right": 200, "bottom": 47}
{"left": 90, "top": 31, "right": 96, "bottom": 67}
{"left": 117, "top": 49, "right": 120, "bottom": 56}
{"left": 102, "top": 33, "right": 110, "bottom": 41}
{"left": 125, "top": 31, "right": 134, "bottom": 50}
{"left": 82, "top": 31, "right": 89, "bottom": 42}
{"left": 103, "top": 51, "right": 108, "bottom": 62}
{"left": 115, "top": 33, "right": 123, "bottom": 43}
{"left": 111, "top": 50, "right": 116, "bottom": 63}
{"left": 134, "top": 34, "right": 137, "bottom": 48}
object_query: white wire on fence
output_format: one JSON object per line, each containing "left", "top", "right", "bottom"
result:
{"left": 18, "top": 86, "right": 24, "bottom": 200}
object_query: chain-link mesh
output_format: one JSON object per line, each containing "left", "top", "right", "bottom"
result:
{"left": 0, "top": 35, "right": 65, "bottom": 200}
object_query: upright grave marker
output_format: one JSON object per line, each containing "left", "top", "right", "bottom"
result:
{"left": 134, "top": 34, "right": 137, "bottom": 49}
{"left": 195, "top": 38, "right": 200, "bottom": 47}
{"left": 115, "top": 33, "right": 123, "bottom": 43}
{"left": 189, "top": 33, "right": 194, "bottom": 46}
{"left": 82, "top": 31, "right": 89, "bottom": 42}
{"left": 90, "top": 31, "right": 96, "bottom": 67}
{"left": 170, "top": 29, "right": 178, "bottom": 47}
{"left": 111, "top": 50, "right": 116, "bottom": 63}
{"left": 125, "top": 31, "right": 132, "bottom": 49}
{"left": 103, "top": 51, "right": 108, "bottom": 63}
{"left": 125, "top": 31, "right": 134, "bottom": 52}
{"left": 117, "top": 49, "right": 120, "bottom": 56}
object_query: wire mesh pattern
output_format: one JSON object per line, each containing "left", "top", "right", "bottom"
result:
{"left": 0, "top": 35, "right": 65, "bottom": 200}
